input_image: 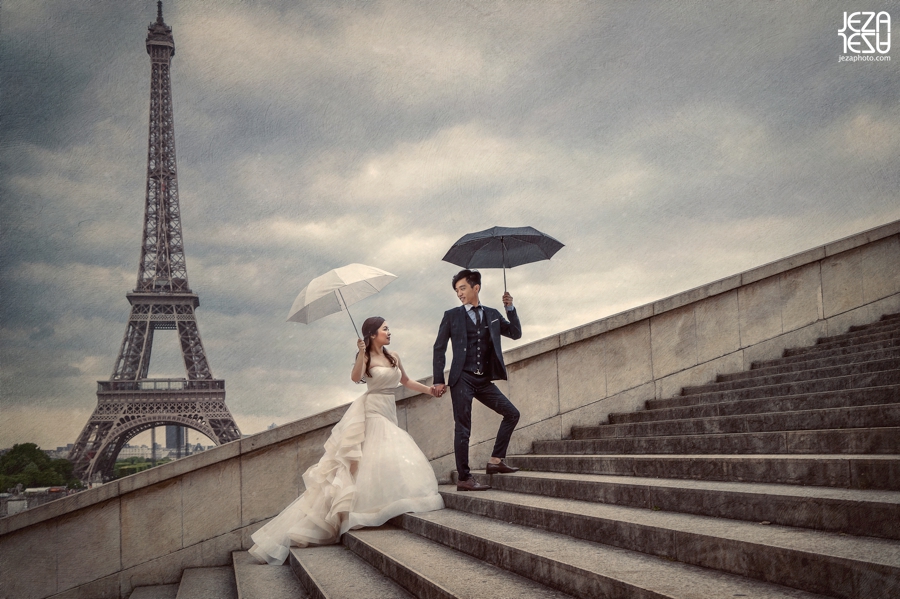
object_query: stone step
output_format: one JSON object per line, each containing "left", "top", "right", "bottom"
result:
{"left": 175, "top": 566, "right": 238, "bottom": 599}
{"left": 753, "top": 337, "right": 900, "bottom": 369}
{"left": 682, "top": 357, "right": 900, "bottom": 395}
{"left": 610, "top": 385, "right": 900, "bottom": 425}
{"left": 342, "top": 525, "right": 574, "bottom": 598}
{"left": 506, "top": 453, "right": 900, "bottom": 489}
{"left": 464, "top": 470, "right": 900, "bottom": 539}
{"left": 723, "top": 346, "right": 900, "bottom": 382}
{"left": 849, "top": 313, "right": 900, "bottom": 333}
{"left": 129, "top": 585, "right": 180, "bottom": 599}
{"left": 393, "top": 509, "right": 831, "bottom": 599}
{"left": 647, "top": 369, "right": 900, "bottom": 410}
{"left": 785, "top": 328, "right": 900, "bottom": 357}
{"left": 575, "top": 403, "right": 900, "bottom": 440}
{"left": 537, "top": 426, "right": 900, "bottom": 455}
{"left": 818, "top": 317, "right": 900, "bottom": 343}
{"left": 290, "top": 544, "right": 414, "bottom": 599}
{"left": 430, "top": 487, "right": 900, "bottom": 599}
{"left": 232, "top": 551, "right": 308, "bottom": 599}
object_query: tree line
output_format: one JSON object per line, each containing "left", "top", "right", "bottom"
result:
{"left": 1, "top": 443, "right": 82, "bottom": 491}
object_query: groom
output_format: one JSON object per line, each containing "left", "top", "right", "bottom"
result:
{"left": 433, "top": 269, "right": 522, "bottom": 491}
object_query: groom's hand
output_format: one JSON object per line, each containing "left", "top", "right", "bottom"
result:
{"left": 432, "top": 384, "right": 447, "bottom": 397}
{"left": 502, "top": 291, "right": 513, "bottom": 307}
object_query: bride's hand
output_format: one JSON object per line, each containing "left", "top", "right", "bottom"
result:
{"left": 356, "top": 339, "right": 366, "bottom": 356}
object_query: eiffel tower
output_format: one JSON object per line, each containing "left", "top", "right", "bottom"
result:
{"left": 69, "top": 2, "right": 241, "bottom": 482}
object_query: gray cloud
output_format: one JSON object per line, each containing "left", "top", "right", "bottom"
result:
{"left": 2, "top": 0, "right": 898, "bottom": 448}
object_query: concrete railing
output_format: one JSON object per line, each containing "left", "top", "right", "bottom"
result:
{"left": 2, "top": 219, "right": 899, "bottom": 599}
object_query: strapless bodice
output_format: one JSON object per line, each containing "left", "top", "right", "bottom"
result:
{"left": 364, "top": 366, "right": 401, "bottom": 423}
{"left": 366, "top": 365, "right": 401, "bottom": 394}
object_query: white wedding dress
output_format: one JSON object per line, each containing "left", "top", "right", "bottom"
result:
{"left": 249, "top": 362, "right": 444, "bottom": 565}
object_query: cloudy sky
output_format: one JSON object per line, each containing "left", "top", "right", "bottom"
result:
{"left": 1, "top": 1, "right": 898, "bottom": 450}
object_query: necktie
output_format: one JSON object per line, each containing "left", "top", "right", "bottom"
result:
{"left": 475, "top": 306, "right": 482, "bottom": 326}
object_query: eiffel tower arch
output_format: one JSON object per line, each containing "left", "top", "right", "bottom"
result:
{"left": 69, "top": 2, "right": 241, "bottom": 482}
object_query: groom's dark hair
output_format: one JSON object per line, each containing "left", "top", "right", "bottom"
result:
{"left": 452, "top": 269, "right": 481, "bottom": 289}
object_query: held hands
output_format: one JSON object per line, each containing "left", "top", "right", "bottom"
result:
{"left": 430, "top": 384, "right": 447, "bottom": 397}
{"left": 502, "top": 291, "right": 514, "bottom": 307}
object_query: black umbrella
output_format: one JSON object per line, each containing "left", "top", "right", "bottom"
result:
{"left": 442, "top": 226, "right": 565, "bottom": 291}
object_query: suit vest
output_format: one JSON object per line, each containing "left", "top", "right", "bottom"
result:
{"left": 463, "top": 308, "right": 494, "bottom": 376}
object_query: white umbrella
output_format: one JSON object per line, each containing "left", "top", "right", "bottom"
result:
{"left": 286, "top": 263, "right": 398, "bottom": 338}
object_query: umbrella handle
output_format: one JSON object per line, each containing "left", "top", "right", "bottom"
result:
{"left": 337, "top": 289, "right": 362, "bottom": 339}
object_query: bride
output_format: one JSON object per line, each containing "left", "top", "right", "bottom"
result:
{"left": 249, "top": 316, "right": 445, "bottom": 565}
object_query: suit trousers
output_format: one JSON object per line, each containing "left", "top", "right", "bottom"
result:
{"left": 450, "top": 370, "right": 520, "bottom": 481}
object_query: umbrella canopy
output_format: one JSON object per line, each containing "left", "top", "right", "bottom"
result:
{"left": 442, "top": 226, "right": 564, "bottom": 290}
{"left": 287, "top": 263, "right": 397, "bottom": 337}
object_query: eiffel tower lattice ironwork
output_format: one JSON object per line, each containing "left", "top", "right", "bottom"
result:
{"left": 69, "top": 2, "right": 241, "bottom": 481}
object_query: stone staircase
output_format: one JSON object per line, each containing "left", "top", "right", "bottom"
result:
{"left": 129, "top": 313, "right": 900, "bottom": 599}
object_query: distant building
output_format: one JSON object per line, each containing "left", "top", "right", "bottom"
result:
{"left": 1, "top": 493, "right": 27, "bottom": 517}
{"left": 165, "top": 426, "right": 185, "bottom": 449}
{"left": 116, "top": 446, "right": 166, "bottom": 460}
{"left": 5, "top": 487, "right": 70, "bottom": 513}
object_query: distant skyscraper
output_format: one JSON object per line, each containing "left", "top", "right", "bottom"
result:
{"left": 165, "top": 426, "right": 184, "bottom": 449}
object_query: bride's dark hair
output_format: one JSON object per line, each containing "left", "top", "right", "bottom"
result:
{"left": 360, "top": 316, "right": 396, "bottom": 378}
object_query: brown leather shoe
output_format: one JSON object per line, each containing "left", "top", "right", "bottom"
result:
{"left": 456, "top": 477, "right": 491, "bottom": 491}
{"left": 485, "top": 460, "right": 520, "bottom": 475}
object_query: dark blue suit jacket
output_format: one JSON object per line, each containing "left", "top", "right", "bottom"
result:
{"left": 433, "top": 305, "right": 522, "bottom": 386}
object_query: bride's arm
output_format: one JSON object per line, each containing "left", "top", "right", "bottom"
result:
{"left": 397, "top": 355, "right": 436, "bottom": 396}
{"left": 350, "top": 339, "right": 367, "bottom": 382}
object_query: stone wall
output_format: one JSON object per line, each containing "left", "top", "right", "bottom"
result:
{"left": 2, "top": 219, "right": 899, "bottom": 599}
